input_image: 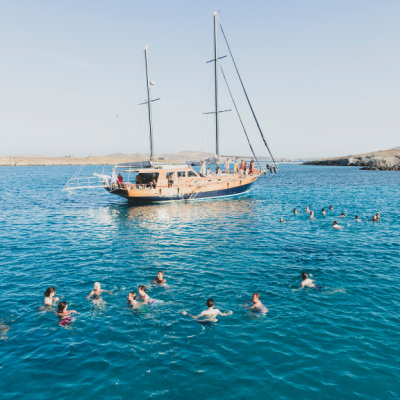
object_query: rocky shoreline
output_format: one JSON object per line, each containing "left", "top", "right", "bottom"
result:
{"left": 302, "top": 149, "right": 400, "bottom": 171}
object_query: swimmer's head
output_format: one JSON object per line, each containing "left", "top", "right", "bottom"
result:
{"left": 251, "top": 293, "right": 260, "bottom": 302}
{"left": 333, "top": 221, "right": 338, "bottom": 225}
{"left": 44, "top": 287, "right": 56, "bottom": 297}
{"left": 57, "top": 301, "right": 67, "bottom": 313}
{"left": 138, "top": 285, "right": 146, "bottom": 293}
{"left": 94, "top": 282, "right": 100, "bottom": 290}
{"left": 206, "top": 299, "right": 214, "bottom": 308}
{"left": 301, "top": 271, "right": 308, "bottom": 280}
{"left": 322, "top": 208, "right": 325, "bottom": 211}
{"left": 280, "top": 218, "right": 285, "bottom": 222}
{"left": 340, "top": 212, "right": 345, "bottom": 216}
{"left": 293, "top": 208, "right": 297, "bottom": 212}
{"left": 127, "top": 292, "right": 136, "bottom": 301}
{"left": 157, "top": 271, "right": 164, "bottom": 279}
{"left": 329, "top": 205, "right": 333, "bottom": 210}
{"left": 355, "top": 215, "right": 359, "bottom": 219}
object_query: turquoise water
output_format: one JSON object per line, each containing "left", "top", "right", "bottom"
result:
{"left": 1, "top": 165, "right": 399, "bottom": 399}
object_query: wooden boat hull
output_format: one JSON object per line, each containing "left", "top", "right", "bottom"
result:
{"left": 106, "top": 175, "right": 259, "bottom": 203}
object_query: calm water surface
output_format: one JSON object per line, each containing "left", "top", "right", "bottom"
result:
{"left": 1, "top": 165, "right": 399, "bottom": 399}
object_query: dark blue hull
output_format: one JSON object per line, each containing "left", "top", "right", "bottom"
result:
{"left": 109, "top": 181, "right": 255, "bottom": 203}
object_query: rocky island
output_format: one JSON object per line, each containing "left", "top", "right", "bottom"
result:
{"left": 303, "top": 148, "right": 400, "bottom": 171}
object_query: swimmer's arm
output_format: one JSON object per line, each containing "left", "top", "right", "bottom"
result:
{"left": 69, "top": 310, "right": 78, "bottom": 314}
{"left": 218, "top": 310, "right": 233, "bottom": 316}
{"left": 182, "top": 311, "right": 202, "bottom": 319}
{"left": 86, "top": 291, "right": 94, "bottom": 299}
{"left": 101, "top": 289, "right": 113, "bottom": 294}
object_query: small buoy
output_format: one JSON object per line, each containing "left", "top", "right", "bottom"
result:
{"left": 150, "top": 81, "right": 156, "bottom": 85}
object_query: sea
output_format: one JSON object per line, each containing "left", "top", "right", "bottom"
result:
{"left": 1, "top": 164, "right": 399, "bottom": 399}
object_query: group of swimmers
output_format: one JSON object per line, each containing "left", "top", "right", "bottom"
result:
{"left": 40, "top": 268, "right": 327, "bottom": 328}
{"left": 279, "top": 205, "right": 381, "bottom": 229}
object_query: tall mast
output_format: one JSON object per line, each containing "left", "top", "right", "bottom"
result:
{"left": 144, "top": 46, "right": 154, "bottom": 163}
{"left": 213, "top": 11, "right": 220, "bottom": 162}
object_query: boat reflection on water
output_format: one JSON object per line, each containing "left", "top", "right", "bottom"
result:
{"left": 108, "top": 196, "right": 258, "bottom": 233}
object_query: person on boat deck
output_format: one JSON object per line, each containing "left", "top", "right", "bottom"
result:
{"left": 117, "top": 173, "right": 124, "bottom": 187}
{"left": 234, "top": 158, "right": 238, "bottom": 173}
{"left": 168, "top": 173, "right": 175, "bottom": 188}
{"left": 244, "top": 162, "right": 248, "bottom": 177}
{"left": 248, "top": 160, "right": 255, "bottom": 175}
{"left": 207, "top": 168, "right": 212, "bottom": 176}
{"left": 151, "top": 178, "right": 157, "bottom": 189}
{"left": 225, "top": 158, "right": 230, "bottom": 174}
{"left": 240, "top": 160, "right": 245, "bottom": 171}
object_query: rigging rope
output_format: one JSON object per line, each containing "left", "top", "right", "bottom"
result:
{"left": 219, "top": 64, "right": 262, "bottom": 171}
{"left": 218, "top": 21, "right": 277, "bottom": 168}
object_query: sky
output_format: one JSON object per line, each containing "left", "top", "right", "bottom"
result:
{"left": 1, "top": 0, "right": 399, "bottom": 159}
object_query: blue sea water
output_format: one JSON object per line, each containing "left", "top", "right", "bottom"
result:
{"left": 1, "top": 164, "right": 399, "bottom": 399}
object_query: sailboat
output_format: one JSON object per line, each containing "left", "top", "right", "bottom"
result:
{"left": 64, "top": 12, "right": 277, "bottom": 202}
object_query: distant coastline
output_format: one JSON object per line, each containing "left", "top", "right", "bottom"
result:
{"left": 303, "top": 149, "right": 400, "bottom": 171}
{"left": 0, "top": 151, "right": 311, "bottom": 167}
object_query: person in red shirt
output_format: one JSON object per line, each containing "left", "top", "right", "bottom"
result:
{"left": 117, "top": 173, "right": 124, "bottom": 188}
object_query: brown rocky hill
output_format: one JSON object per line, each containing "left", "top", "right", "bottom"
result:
{"left": 303, "top": 149, "right": 400, "bottom": 171}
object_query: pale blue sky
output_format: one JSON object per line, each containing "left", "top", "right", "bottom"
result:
{"left": 1, "top": 0, "right": 399, "bottom": 158}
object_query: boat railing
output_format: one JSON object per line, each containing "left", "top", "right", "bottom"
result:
{"left": 64, "top": 175, "right": 109, "bottom": 193}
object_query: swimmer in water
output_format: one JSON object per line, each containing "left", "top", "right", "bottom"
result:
{"left": 280, "top": 218, "right": 286, "bottom": 223}
{"left": 355, "top": 215, "right": 362, "bottom": 222}
{"left": 87, "top": 282, "right": 112, "bottom": 300}
{"left": 151, "top": 271, "right": 166, "bottom": 284}
{"left": 301, "top": 271, "right": 315, "bottom": 288}
{"left": 329, "top": 205, "right": 333, "bottom": 211}
{"left": 138, "top": 285, "right": 154, "bottom": 304}
{"left": 56, "top": 301, "right": 78, "bottom": 322}
{"left": 0, "top": 320, "right": 10, "bottom": 339}
{"left": 321, "top": 208, "right": 326, "bottom": 215}
{"left": 244, "top": 293, "right": 268, "bottom": 313}
{"left": 340, "top": 212, "right": 346, "bottom": 217}
{"left": 376, "top": 212, "right": 381, "bottom": 220}
{"left": 310, "top": 211, "right": 315, "bottom": 219}
{"left": 332, "top": 220, "right": 343, "bottom": 229}
{"left": 293, "top": 208, "right": 298, "bottom": 214}
{"left": 43, "top": 287, "right": 59, "bottom": 306}
{"left": 372, "top": 215, "right": 378, "bottom": 222}
{"left": 127, "top": 292, "right": 137, "bottom": 307}
{"left": 305, "top": 206, "right": 310, "bottom": 213}
{"left": 182, "top": 298, "right": 232, "bottom": 320}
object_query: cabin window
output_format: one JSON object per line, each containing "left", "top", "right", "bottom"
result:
{"left": 218, "top": 178, "right": 222, "bottom": 181}
{"left": 187, "top": 171, "right": 198, "bottom": 178}
{"left": 177, "top": 171, "right": 186, "bottom": 178}
{"left": 193, "top": 180, "right": 198, "bottom": 184}
{"left": 208, "top": 179, "right": 212, "bottom": 182}
{"left": 200, "top": 180, "right": 204, "bottom": 184}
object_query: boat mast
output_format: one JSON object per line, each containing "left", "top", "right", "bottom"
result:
{"left": 144, "top": 46, "right": 154, "bottom": 163}
{"left": 213, "top": 11, "right": 220, "bottom": 163}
